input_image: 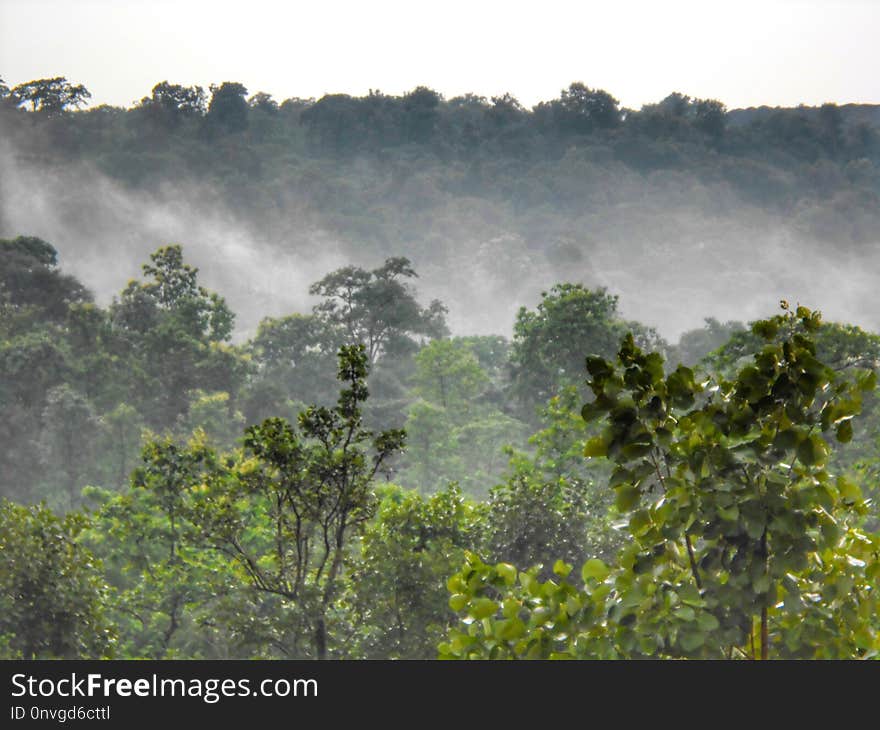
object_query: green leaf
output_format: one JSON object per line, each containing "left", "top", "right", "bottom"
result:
{"left": 615, "top": 484, "right": 640, "bottom": 512}
{"left": 470, "top": 598, "right": 498, "bottom": 620}
{"left": 697, "top": 612, "right": 720, "bottom": 632}
{"left": 553, "top": 559, "right": 573, "bottom": 578}
{"left": 581, "top": 559, "right": 610, "bottom": 582}
{"left": 496, "top": 563, "right": 517, "bottom": 586}
{"left": 857, "top": 369, "right": 877, "bottom": 393}
{"left": 835, "top": 420, "right": 853, "bottom": 444}
{"left": 772, "top": 429, "right": 799, "bottom": 452}
{"left": 586, "top": 356, "right": 614, "bottom": 379}
{"left": 673, "top": 606, "right": 696, "bottom": 621}
{"left": 629, "top": 510, "right": 652, "bottom": 536}
{"left": 584, "top": 436, "right": 608, "bottom": 458}
{"left": 837, "top": 476, "right": 861, "bottom": 504}
{"left": 621, "top": 438, "right": 653, "bottom": 459}
{"left": 449, "top": 593, "right": 468, "bottom": 612}
{"left": 609, "top": 467, "right": 634, "bottom": 488}
{"left": 796, "top": 434, "right": 828, "bottom": 467}
{"left": 679, "top": 632, "right": 705, "bottom": 652}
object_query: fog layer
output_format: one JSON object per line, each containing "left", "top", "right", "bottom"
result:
{"left": 2, "top": 140, "right": 878, "bottom": 340}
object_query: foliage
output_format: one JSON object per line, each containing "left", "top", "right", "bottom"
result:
{"left": 0, "top": 236, "right": 91, "bottom": 329}
{"left": 310, "top": 257, "right": 448, "bottom": 363}
{"left": 10, "top": 77, "right": 91, "bottom": 115}
{"left": 510, "top": 284, "right": 665, "bottom": 418}
{"left": 344, "top": 484, "right": 486, "bottom": 658}
{"left": 109, "top": 245, "right": 244, "bottom": 426}
{"left": 0, "top": 500, "right": 114, "bottom": 658}
{"left": 443, "top": 304, "right": 880, "bottom": 659}
{"left": 412, "top": 338, "right": 489, "bottom": 409}
{"left": 156, "top": 345, "right": 406, "bottom": 658}
{"left": 38, "top": 384, "right": 101, "bottom": 507}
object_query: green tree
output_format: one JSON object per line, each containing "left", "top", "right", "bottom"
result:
{"left": 443, "top": 304, "right": 880, "bottom": 659}
{"left": 310, "top": 257, "right": 448, "bottom": 364}
{"left": 10, "top": 77, "right": 91, "bottom": 115}
{"left": 86, "top": 431, "right": 233, "bottom": 659}
{"left": 345, "top": 484, "right": 485, "bottom": 658}
{"left": 100, "top": 402, "right": 145, "bottom": 487}
{"left": 0, "top": 500, "right": 113, "bottom": 658}
{"left": 672, "top": 317, "right": 745, "bottom": 366}
{"left": 110, "top": 245, "right": 243, "bottom": 425}
{"left": 248, "top": 92, "right": 279, "bottom": 114}
{"left": 207, "top": 82, "right": 249, "bottom": 133}
{"left": 412, "top": 338, "right": 489, "bottom": 409}
{"left": 482, "top": 466, "right": 597, "bottom": 581}
{"left": 157, "top": 345, "right": 406, "bottom": 658}
{"left": 38, "top": 384, "right": 101, "bottom": 507}
{"left": 177, "top": 390, "right": 245, "bottom": 448}
{"left": 403, "top": 86, "right": 441, "bottom": 143}
{"left": 485, "top": 387, "right": 621, "bottom": 565}
{"left": 243, "top": 312, "right": 343, "bottom": 420}
{"left": 0, "top": 236, "right": 91, "bottom": 329}
{"left": 510, "top": 283, "right": 661, "bottom": 417}
{"left": 115, "top": 244, "right": 233, "bottom": 342}
{"left": 136, "top": 81, "right": 207, "bottom": 132}
{"left": 556, "top": 82, "right": 621, "bottom": 133}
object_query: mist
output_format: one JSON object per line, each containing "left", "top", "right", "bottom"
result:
{"left": 2, "top": 136, "right": 879, "bottom": 343}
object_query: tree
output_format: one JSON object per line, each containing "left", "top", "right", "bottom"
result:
{"left": 345, "top": 484, "right": 485, "bottom": 658}
{"left": 243, "top": 313, "right": 343, "bottom": 419}
{"left": 207, "top": 82, "right": 249, "bottom": 133}
{"left": 38, "top": 384, "right": 101, "bottom": 507}
{"left": 177, "top": 390, "right": 245, "bottom": 448}
{"left": 0, "top": 236, "right": 92, "bottom": 327}
{"left": 557, "top": 82, "right": 621, "bottom": 133}
{"left": 100, "top": 403, "right": 145, "bottom": 487}
{"left": 0, "top": 500, "right": 113, "bottom": 658}
{"left": 694, "top": 98, "right": 726, "bottom": 139}
{"left": 86, "top": 431, "right": 233, "bottom": 659}
{"left": 11, "top": 77, "right": 91, "bottom": 115}
{"left": 248, "top": 92, "right": 278, "bottom": 114}
{"left": 672, "top": 317, "right": 745, "bottom": 366}
{"left": 482, "top": 467, "right": 595, "bottom": 581}
{"left": 309, "top": 257, "right": 448, "bottom": 364}
{"left": 0, "top": 332, "right": 70, "bottom": 501}
{"left": 299, "top": 93, "right": 363, "bottom": 156}
{"left": 403, "top": 86, "right": 441, "bottom": 143}
{"left": 136, "top": 81, "right": 206, "bottom": 131}
{"left": 110, "top": 245, "right": 242, "bottom": 425}
{"left": 442, "top": 304, "right": 880, "bottom": 659}
{"left": 510, "top": 284, "right": 634, "bottom": 416}
{"left": 151, "top": 345, "right": 406, "bottom": 658}
{"left": 412, "top": 339, "right": 488, "bottom": 409}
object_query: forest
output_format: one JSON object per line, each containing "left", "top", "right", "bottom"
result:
{"left": 1, "top": 76, "right": 880, "bottom": 659}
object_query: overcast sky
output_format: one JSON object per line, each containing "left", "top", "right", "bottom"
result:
{"left": 1, "top": 0, "right": 877, "bottom": 110}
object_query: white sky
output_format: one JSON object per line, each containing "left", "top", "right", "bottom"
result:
{"left": 1, "top": 0, "right": 878, "bottom": 110}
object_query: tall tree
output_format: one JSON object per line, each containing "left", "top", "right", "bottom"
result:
{"left": 207, "top": 82, "right": 249, "bottom": 133}
{"left": 443, "top": 304, "right": 880, "bottom": 659}
{"left": 161, "top": 345, "right": 406, "bottom": 658}
{"left": 38, "top": 385, "right": 101, "bottom": 507}
{"left": 309, "top": 257, "right": 448, "bottom": 364}
{"left": 11, "top": 77, "right": 91, "bottom": 115}
{"left": 510, "top": 284, "right": 656, "bottom": 416}
{"left": 0, "top": 501, "right": 113, "bottom": 658}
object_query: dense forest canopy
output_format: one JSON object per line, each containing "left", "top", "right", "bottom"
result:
{"left": 1, "top": 75, "right": 880, "bottom": 660}
{"left": 2, "top": 76, "right": 880, "bottom": 338}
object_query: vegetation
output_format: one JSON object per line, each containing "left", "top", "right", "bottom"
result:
{"left": 2, "top": 74, "right": 880, "bottom": 659}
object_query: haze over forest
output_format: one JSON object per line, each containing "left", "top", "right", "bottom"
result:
{"left": 4, "top": 72, "right": 880, "bottom": 662}
{"left": 2, "top": 76, "right": 880, "bottom": 340}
